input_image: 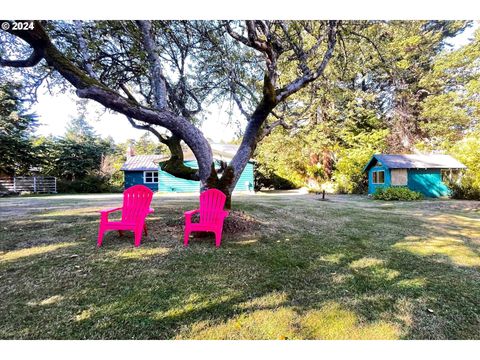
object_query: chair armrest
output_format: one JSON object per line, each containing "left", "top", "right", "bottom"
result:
{"left": 184, "top": 209, "right": 200, "bottom": 217}
{"left": 99, "top": 207, "right": 122, "bottom": 214}
{"left": 184, "top": 209, "right": 199, "bottom": 225}
{"left": 148, "top": 208, "right": 155, "bottom": 214}
{"left": 222, "top": 210, "right": 229, "bottom": 218}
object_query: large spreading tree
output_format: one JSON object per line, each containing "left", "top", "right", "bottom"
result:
{"left": 1, "top": 20, "right": 344, "bottom": 207}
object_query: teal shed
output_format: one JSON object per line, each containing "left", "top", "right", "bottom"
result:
{"left": 363, "top": 154, "right": 466, "bottom": 198}
{"left": 121, "top": 154, "right": 164, "bottom": 192}
{"left": 121, "top": 143, "right": 255, "bottom": 193}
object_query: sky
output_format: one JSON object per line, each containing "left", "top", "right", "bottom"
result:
{"left": 31, "top": 21, "right": 478, "bottom": 144}
{"left": 33, "top": 88, "right": 245, "bottom": 144}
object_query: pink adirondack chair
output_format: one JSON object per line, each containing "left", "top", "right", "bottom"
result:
{"left": 184, "top": 189, "right": 229, "bottom": 247}
{"left": 97, "top": 185, "right": 154, "bottom": 247}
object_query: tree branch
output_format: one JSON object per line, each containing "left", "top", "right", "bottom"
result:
{"left": 224, "top": 21, "right": 252, "bottom": 48}
{"left": 0, "top": 21, "right": 45, "bottom": 67}
{"left": 261, "top": 117, "right": 293, "bottom": 138}
{"left": 278, "top": 21, "right": 311, "bottom": 76}
{"left": 226, "top": 21, "right": 339, "bottom": 190}
{"left": 136, "top": 20, "right": 168, "bottom": 109}
{"left": 276, "top": 21, "right": 339, "bottom": 102}
{"left": 229, "top": 81, "right": 250, "bottom": 119}
{"left": 120, "top": 82, "right": 169, "bottom": 143}
{"left": 1, "top": 20, "right": 213, "bottom": 183}
{"left": 73, "top": 21, "right": 96, "bottom": 78}
{"left": 120, "top": 83, "right": 200, "bottom": 181}
{"left": 347, "top": 29, "right": 387, "bottom": 64}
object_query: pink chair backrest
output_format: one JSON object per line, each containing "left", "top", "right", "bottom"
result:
{"left": 122, "top": 185, "right": 153, "bottom": 222}
{"left": 199, "top": 189, "right": 226, "bottom": 224}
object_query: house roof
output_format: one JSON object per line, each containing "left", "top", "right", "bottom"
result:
{"left": 172, "top": 143, "right": 242, "bottom": 162}
{"left": 120, "top": 155, "right": 164, "bottom": 171}
{"left": 363, "top": 154, "right": 467, "bottom": 172}
{"left": 121, "top": 143, "right": 251, "bottom": 171}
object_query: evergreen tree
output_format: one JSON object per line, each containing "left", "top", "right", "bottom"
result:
{"left": 46, "top": 117, "right": 115, "bottom": 181}
{"left": 0, "top": 83, "right": 39, "bottom": 175}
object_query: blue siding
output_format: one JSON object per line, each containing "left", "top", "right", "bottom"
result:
{"left": 158, "top": 169, "right": 200, "bottom": 192}
{"left": 235, "top": 162, "right": 255, "bottom": 191}
{"left": 365, "top": 155, "right": 454, "bottom": 198}
{"left": 368, "top": 165, "right": 391, "bottom": 194}
{"left": 158, "top": 161, "right": 255, "bottom": 193}
{"left": 124, "top": 171, "right": 158, "bottom": 191}
{"left": 407, "top": 169, "right": 450, "bottom": 197}
{"left": 367, "top": 166, "right": 451, "bottom": 197}
{"left": 124, "top": 162, "right": 254, "bottom": 193}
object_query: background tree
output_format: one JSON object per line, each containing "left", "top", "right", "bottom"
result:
{"left": 39, "top": 116, "right": 114, "bottom": 181}
{"left": 27, "top": 116, "right": 119, "bottom": 193}
{"left": 254, "top": 21, "right": 474, "bottom": 193}
{"left": 129, "top": 133, "right": 167, "bottom": 155}
{"left": 419, "top": 27, "right": 480, "bottom": 149}
{"left": 0, "top": 82, "right": 39, "bottom": 175}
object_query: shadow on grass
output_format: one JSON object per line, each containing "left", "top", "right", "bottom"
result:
{"left": 0, "top": 195, "right": 479, "bottom": 339}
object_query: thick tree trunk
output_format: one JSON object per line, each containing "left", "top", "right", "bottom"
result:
{"left": 389, "top": 95, "right": 420, "bottom": 152}
{"left": 161, "top": 135, "right": 202, "bottom": 181}
{"left": 214, "top": 88, "right": 277, "bottom": 209}
{"left": 322, "top": 149, "right": 333, "bottom": 179}
{"left": 224, "top": 190, "right": 233, "bottom": 210}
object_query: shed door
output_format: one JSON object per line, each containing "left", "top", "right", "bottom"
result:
{"left": 391, "top": 169, "right": 407, "bottom": 186}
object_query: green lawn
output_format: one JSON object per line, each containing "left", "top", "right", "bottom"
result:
{"left": 0, "top": 192, "right": 479, "bottom": 339}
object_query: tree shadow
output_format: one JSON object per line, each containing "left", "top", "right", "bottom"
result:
{"left": 0, "top": 194, "right": 479, "bottom": 339}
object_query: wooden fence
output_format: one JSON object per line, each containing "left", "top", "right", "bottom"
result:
{"left": 0, "top": 176, "right": 57, "bottom": 194}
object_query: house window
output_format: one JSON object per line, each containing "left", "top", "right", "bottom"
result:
{"left": 144, "top": 171, "right": 158, "bottom": 184}
{"left": 372, "top": 170, "right": 385, "bottom": 184}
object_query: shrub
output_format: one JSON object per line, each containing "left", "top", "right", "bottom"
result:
{"left": 254, "top": 167, "right": 297, "bottom": 191}
{"left": 57, "top": 175, "right": 123, "bottom": 193}
{"left": 446, "top": 131, "right": 480, "bottom": 200}
{"left": 372, "top": 186, "right": 423, "bottom": 201}
{"left": 448, "top": 181, "right": 480, "bottom": 200}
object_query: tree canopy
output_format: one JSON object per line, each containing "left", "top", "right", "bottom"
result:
{"left": 1, "top": 20, "right": 479, "bottom": 200}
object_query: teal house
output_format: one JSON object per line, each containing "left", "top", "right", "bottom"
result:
{"left": 121, "top": 143, "right": 255, "bottom": 193}
{"left": 363, "top": 154, "right": 466, "bottom": 198}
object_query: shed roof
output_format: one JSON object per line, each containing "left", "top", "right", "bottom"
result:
{"left": 363, "top": 154, "right": 466, "bottom": 172}
{"left": 121, "top": 143, "right": 252, "bottom": 171}
{"left": 120, "top": 155, "right": 164, "bottom": 171}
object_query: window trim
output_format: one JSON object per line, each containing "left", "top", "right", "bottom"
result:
{"left": 144, "top": 171, "right": 159, "bottom": 184}
{"left": 372, "top": 170, "right": 385, "bottom": 184}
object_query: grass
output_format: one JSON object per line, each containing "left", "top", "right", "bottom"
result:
{"left": 0, "top": 192, "right": 479, "bottom": 339}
